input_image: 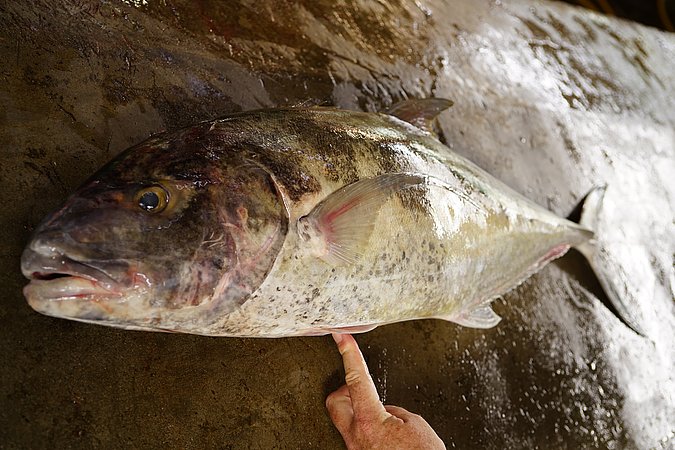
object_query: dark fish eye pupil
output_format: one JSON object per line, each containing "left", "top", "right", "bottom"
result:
{"left": 139, "top": 191, "right": 160, "bottom": 211}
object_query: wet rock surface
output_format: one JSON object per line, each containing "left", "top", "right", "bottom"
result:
{"left": 1, "top": 0, "right": 673, "bottom": 448}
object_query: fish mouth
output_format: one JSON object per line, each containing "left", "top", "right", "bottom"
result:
{"left": 21, "top": 249, "right": 124, "bottom": 302}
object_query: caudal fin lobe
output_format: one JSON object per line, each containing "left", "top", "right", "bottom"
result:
{"left": 574, "top": 187, "right": 646, "bottom": 336}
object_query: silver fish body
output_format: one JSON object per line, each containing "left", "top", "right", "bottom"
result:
{"left": 21, "top": 103, "right": 593, "bottom": 337}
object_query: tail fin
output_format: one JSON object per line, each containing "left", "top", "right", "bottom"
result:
{"left": 574, "top": 187, "right": 646, "bottom": 336}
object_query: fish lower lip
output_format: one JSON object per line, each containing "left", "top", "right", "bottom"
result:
{"left": 24, "top": 275, "right": 119, "bottom": 300}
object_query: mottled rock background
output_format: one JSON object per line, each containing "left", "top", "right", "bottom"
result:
{"left": 1, "top": 0, "right": 673, "bottom": 448}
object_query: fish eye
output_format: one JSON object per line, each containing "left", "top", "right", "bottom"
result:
{"left": 136, "top": 185, "right": 169, "bottom": 213}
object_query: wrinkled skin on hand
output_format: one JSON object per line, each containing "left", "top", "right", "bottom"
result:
{"left": 327, "top": 334, "right": 446, "bottom": 450}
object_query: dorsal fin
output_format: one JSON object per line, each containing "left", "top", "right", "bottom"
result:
{"left": 384, "top": 98, "right": 453, "bottom": 132}
{"left": 290, "top": 98, "right": 328, "bottom": 108}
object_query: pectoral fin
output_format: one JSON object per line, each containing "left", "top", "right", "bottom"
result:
{"left": 443, "top": 304, "right": 502, "bottom": 329}
{"left": 298, "top": 173, "right": 424, "bottom": 265}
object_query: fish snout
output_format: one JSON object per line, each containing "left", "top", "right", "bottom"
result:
{"left": 21, "top": 237, "right": 127, "bottom": 292}
{"left": 21, "top": 236, "right": 150, "bottom": 324}
{"left": 23, "top": 230, "right": 67, "bottom": 260}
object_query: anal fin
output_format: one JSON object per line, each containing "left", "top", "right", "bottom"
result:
{"left": 442, "top": 304, "right": 502, "bottom": 329}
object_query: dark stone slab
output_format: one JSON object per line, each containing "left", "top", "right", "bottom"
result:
{"left": 1, "top": 1, "right": 673, "bottom": 448}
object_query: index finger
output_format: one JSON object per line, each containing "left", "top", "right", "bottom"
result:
{"left": 332, "top": 333, "right": 389, "bottom": 421}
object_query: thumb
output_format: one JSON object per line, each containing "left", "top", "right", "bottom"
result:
{"left": 326, "top": 384, "right": 354, "bottom": 437}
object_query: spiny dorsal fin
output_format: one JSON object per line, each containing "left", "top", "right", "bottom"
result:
{"left": 384, "top": 98, "right": 454, "bottom": 132}
{"left": 290, "top": 98, "right": 328, "bottom": 108}
{"left": 298, "top": 173, "right": 425, "bottom": 265}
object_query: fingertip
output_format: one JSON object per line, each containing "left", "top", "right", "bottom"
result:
{"left": 335, "top": 333, "right": 357, "bottom": 355}
{"left": 331, "top": 332, "right": 344, "bottom": 345}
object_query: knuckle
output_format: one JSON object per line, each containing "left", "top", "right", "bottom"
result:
{"left": 407, "top": 412, "right": 425, "bottom": 424}
{"left": 344, "top": 369, "right": 362, "bottom": 386}
{"left": 338, "top": 336, "right": 355, "bottom": 351}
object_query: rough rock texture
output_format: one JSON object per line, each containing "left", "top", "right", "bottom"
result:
{"left": 0, "top": 0, "right": 673, "bottom": 448}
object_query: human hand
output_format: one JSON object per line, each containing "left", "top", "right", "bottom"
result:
{"left": 326, "top": 333, "right": 446, "bottom": 450}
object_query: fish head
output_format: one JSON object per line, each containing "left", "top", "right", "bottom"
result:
{"left": 21, "top": 128, "right": 288, "bottom": 333}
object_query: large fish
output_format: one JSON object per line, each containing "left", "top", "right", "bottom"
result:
{"left": 20, "top": 99, "right": 631, "bottom": 337}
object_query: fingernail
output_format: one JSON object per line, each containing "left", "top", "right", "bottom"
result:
{"left": 332, "top": 333, "right": 343, "bottom": 344}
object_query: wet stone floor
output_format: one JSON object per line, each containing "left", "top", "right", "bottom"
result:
{"left": 1, "top": 0, "right": 673, "bottom": 448}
